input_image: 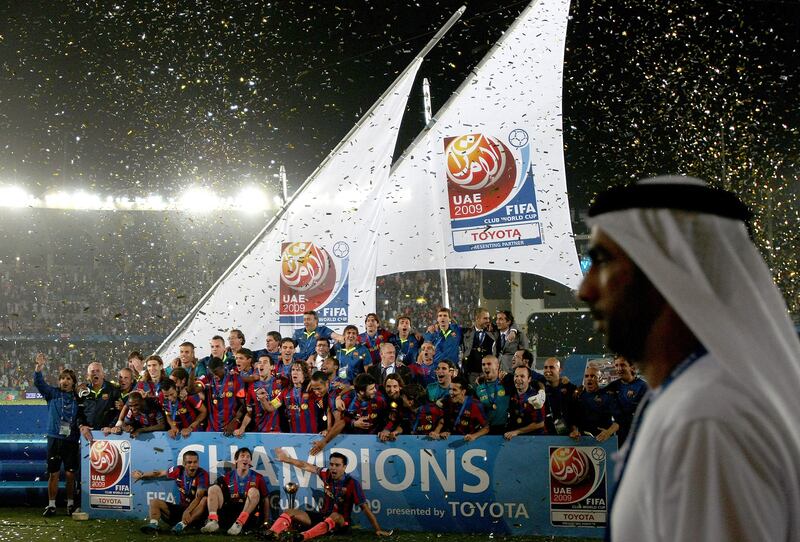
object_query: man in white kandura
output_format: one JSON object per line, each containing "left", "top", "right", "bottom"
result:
{"left": 578, "top": 176, "right": 800, "bottom": 542}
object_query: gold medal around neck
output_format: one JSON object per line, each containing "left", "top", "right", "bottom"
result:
{"left": 300, "top": 403, "right": 308, "bottom": 410}
{"left": 213, "top": 399, "right": 219, "bottom": 405}
{"left": 517, "top": 417, "right": 523, "bottom": 424}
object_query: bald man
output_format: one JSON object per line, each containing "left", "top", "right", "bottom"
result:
{"left": 77, "top": 362, "right": 121, "bottom": 442}
{"left": 568, "top": 365, "right": 617, "bottom": 442}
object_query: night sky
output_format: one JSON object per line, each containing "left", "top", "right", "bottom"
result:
{"left": 1, "top": 0, "right": 798, "bottom": 314}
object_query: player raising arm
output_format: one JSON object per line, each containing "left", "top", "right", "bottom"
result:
{"left": 262, "top": 448, "right": 391, "bottom": 540}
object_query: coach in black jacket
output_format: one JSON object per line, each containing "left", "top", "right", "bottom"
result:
{"left": 77, "top": 361, "right": 121, "bottom": 442}
{"left": 367, "top": 342, "right": 412, "bottom": 388}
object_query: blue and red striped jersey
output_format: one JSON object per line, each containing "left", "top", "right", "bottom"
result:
{"left": 411, "top": 403, "right": 444, "bottom": 435}
{"left": 316, "top": 467, "right": 366, "bottom": 523}
{"left": 280, "top": 386, "right": 328, "bottom": 434}
{"left": 135, "top": 379, "right": 165, "bottom": 406}
{"left": 342, "top": 390, "right": 389, "bottom": 434}
{"left": 443, "top": 396, "right": 487, "bottom": 435}
{"left": 204, "top": 373, "right": 246, "bottom": 431}
{"left": 247, "top": 376, "right": 289, "bottom": 432}
{"left": 222, "top": 469, "right": 268, "bottom": 503}
{"left": 167, "top": 465, "right": 209, "bottom": 507}
{"left": 507, "top": 388, "right": 547, "bottom": 434}
{"left": 164, "top": 393, "right": 204, "bottom": 430}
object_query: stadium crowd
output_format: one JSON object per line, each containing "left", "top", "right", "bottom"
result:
{"left": 1, "top": 264, "right": 481, "bottom": 393}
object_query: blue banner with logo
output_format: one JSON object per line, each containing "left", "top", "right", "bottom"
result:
{"left": 82, "top": 432, "right": 615, "bottom": 537}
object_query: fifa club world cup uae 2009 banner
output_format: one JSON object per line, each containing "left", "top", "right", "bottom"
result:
{"left": 549, "top": 445, "right": 610, "bottom": 526}
{"left": 376, "top": 0, "right": 580, "bottom": 288}
{"left": 89, "top": 440, "right": 133, "bottom": 510}
{"left": 445, "top": 132, "right": 541, "bottom": 252}
{"left": 279, "top": 241, "right": 350, "bottom": 327}
{"left": 82, "top": 432, "right": 616, "bottom": 537}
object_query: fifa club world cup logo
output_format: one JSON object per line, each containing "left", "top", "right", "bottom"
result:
{"left": 90, "top": 440, "right": 124, "bottom": 489}
{"left": 548, "top": 446, "right": 608, "bottom": 527}
{"left": 549, "top": 447, "right": 591, "bottom": 486}
{"left": 445, "top": 134, "right": 517, "bottom": 219}
{"left": 280, "top": 242, "right": 337, "bottom": 315}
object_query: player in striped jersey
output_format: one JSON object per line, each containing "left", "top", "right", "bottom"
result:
{"left": 260, "top": 362, "right": 328, "bottom": 435}
{"left": 203, "top": 357, "right": 247, "bottom": 436}
{"left": 263, "top": 449, "right": 391, "bottom": 540}
{"left": 202, "top": 447, "right": 269, "bottom": 536}
{"left": 135, "top": 450, "right": 209, "bottom": 534}
{"left": 162, "top": 378, "right": 207, "bottom": 438}
{"left": 431, "top": 375, "right": 489, "bottom": 442}
{"left": 504, "top": 366, "right": 547, "bottom": 439}
{"left": 242, "top": 354, "right": 288, "bottom": 433}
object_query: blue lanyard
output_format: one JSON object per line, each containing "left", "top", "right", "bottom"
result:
{"left": 606, "top": 346, "right": 707, "bottom": 541}
{"left": 166, "top": 399, "right": 178, "bottom": 420}
{"left": 454, "top": 397, "right": 471, "bottom": 428}
{"left": 213, "top": 374, "right": 230, "bottom": 400}
{"left": 412, "top": 404, "right": 432, "bottom": 433}
{"left": 182, "top": 469, "right": 195, "bottom": 494}
{"left": 291, "top": 387, "right": 302, "bottom": 407}
{"left": 484, "top": 380, "right": 500, "bottom": 409}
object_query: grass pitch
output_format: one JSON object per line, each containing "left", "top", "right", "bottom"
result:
{"left": 0, "top": 508, "right": 599, "bottom": 541}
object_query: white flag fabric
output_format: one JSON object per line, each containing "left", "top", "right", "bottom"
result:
{"left": 377, "top": 0, "right": 581, "bottom": 289}
{"left": 157, "top": 58, "right": 423, "bottom": 356}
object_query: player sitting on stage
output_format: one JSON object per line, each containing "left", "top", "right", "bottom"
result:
{"left": 262, "top": 448, "right": 391, "bottom": 540}
{"left": 134, "top": 450, "right": 209, "bottom": 534}
{"left": 201, "top": 447, "right": 269, "bottom": 535}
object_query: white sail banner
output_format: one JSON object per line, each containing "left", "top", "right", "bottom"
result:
{"left": 157, "top": 58, "right": 423, "bottom": 356}
{"left": 377, "top": 0, "right": 581, "bottom": 289}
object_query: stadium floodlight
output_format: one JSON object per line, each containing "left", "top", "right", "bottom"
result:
{"left": 144, "top": 194, "right": 168, "bottom": 210}
{"left": 0, "top": 186, "right": 276, "bottom": 212}
{"left": 0, "top": 185, "right": 38, "bottom": 208}
{"left": 44, "top": 191, "right": 74, "bottom": 209}
{"left": 72, "top": 190, "right": 103, "bottom": 210}
{"left": 238, "top": 186, "right": 270, "bottom": 213}
{"left": 179, "top": 187, "right": 217, "bottom": 211}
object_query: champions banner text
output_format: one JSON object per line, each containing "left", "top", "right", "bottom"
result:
{"left": 81, "top": 432, "right": 616, "bottom": 537}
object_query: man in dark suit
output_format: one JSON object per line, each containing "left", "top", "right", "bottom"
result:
{"left": 461, "top": 307, "right": 497, "bottom": 385}
{"left": 367, "top": 342, "right": 411, "bottom": 389}
{"left": 493, "top": 310, "right": 529, "bottom": 373}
